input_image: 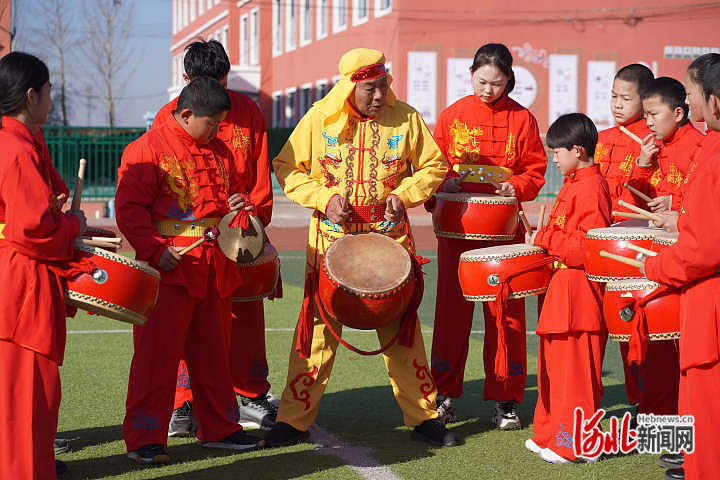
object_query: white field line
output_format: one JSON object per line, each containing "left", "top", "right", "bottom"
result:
{"left": 68, "top": 328, "right": 538, "bottom": 335}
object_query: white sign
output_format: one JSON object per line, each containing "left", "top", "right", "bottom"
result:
{"left": 446, "top": 57, "right": 473, "bottom": 107}
{"left": 509, "top": 66, "right": 538, "bottom": 108}
{"left": 549, "top": 54, "right": 578, "bottom": 124}
{"left": 586, "top": 60, "right": 616, "bottom": 130}
{"left": 407, "top": 51, "right": 438, "bottom": 124}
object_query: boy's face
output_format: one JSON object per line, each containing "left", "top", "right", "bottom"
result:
{"left": 643, "top": 95, "right": 682, "bottom": 141}
{"left": 611, "top": 78, "right": 643, "bottom": 125}
{"left": 179, "top": 109, "right": 227, "bottom": 145}
{"left": 550, "top": 147, "right": 581, "bottom": 176}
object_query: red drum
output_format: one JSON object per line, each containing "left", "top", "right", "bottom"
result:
{"left": 584, "top": 227, "right": 657, "bottom": 281}
{"left": 651, "top": 230, "right": 678, "bottom": 253}
{"left": 458, "top": 244, "right": 553, "bottom": 301}
{"left": 232, "top": 243, "right": 280, "bottom": 302}
{"left": 433, "top": 192, "right": 519, "bottom": 240}
{"left": 64, "top": 244, "right": 160, "bottom": 325}
{"left": 603, "top": 279, "right": 680, "bottom": 342}
{"left": 318, "top": 232, "right": 415, "bottom": 330}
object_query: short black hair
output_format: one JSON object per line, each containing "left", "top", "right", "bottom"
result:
{"left": 176, "top": 76, "right": 231, "bottom": 117}
{"left": 0, "top": 51, "right": 50, "bottom": 116}
{"left": 183, "top": 39, "right": 230, "bottom": 80}
{"left": 470, "top": 43, "right": 515, "bottom": 94}
{"left": 688, "top": 53, "right": 720, "bottom": 89}
{"left": 615, "top": 64, "right": 654, "bottom": 94}
{"left": 641, "top": 77, "right": 689, "bottom": 121}
{"left": 703, "top": 62, "right": 720, "bottom": 101}
{"left": 546, "top": 113, "right": 598, "bottom": 158}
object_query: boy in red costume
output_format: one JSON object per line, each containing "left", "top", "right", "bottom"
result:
{"left": 526, "top": 113, "right": 611, "bottom": 463}
{"left": 117, "top": 77, "right": 264, "bottom": 464}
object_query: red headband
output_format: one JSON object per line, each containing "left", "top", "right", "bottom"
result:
{"left": 350, "top": 63, "right": 386, "bottom": 83}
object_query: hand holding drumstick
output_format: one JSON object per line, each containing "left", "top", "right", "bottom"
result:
{"left": 68, "top": 159, "right": 87, "bottom": 235}
{"left": 159, "top": 227, "right": 220, "bottom": 271}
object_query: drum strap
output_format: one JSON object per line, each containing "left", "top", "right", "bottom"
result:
{"left": 0, "top": 222, "right": 4, "bottom": 239}
{"left": 153, "top": 217, "right": 221, "bottom": 237}
{"left": 616, "top": 285, "right": 678, "bottom": 364}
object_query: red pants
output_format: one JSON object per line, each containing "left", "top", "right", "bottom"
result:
{"left": 174, "top": 300, "right": 270, "bottom": 408}
{"left": 0, "top": 340, "right": 60, "bottom": 480}
{"left": 531, "top": 332, "right": 606, "bottom": 461}
{"left": 431, "top": 236, "right": 526, "bottom": 402}
{"left": 680, "top": 361, "right": 720, "bottom": 480}
{"left": 619, "top": 340, "right": 679, "bottom": 415}
{"left": 123, "top": 279, "right": 241, "bottom": 451}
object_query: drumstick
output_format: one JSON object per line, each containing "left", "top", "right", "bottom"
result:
{"left": 518, "top": 210, "right": 532, "bottom": 232}
{"left": 77, "top": 238, "right": 119, "bottom": 250}
{"left": 619, "top": 125, "right": 643, "bottom": 145}
{"left": 458, "top": 170, "right": 472, "bottom": 182}
{"left": 625, "top": 243, "right": 658, "bottom": 257}
{"left": 537, "top": 205, "right": 547, "bottom": 230}
{"left": 71, "top": 158, "right": 87, "bottom": 211}
{"left": 617, "top": 199, "right": 661, "bottom": 222}
{"left": 56, "top": 192, "right": 67, "bottom": 202}
{"left": 178, "top": 226, "right": 220, "bottom": 256}
{"left": 87, "top": 236, "right": 122, "bottom": 244}
{"left": 488, "top": 178, "right": 502, "bottom": 189}
{"left": 622, "top": 182, "right": 653, "bottom": 203}
{"left": 599, "top": 249, "right": 644, "bottom": 268}
{"left": 612, "top": 210, "right": 652, "bottom": 220}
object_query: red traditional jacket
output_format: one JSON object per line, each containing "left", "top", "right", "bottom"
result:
{"left": 115, "top": 118, "right": 242, "bottom": 299}
{"left": 430, "top": 93, "right": 547, "bottom": 203}
{"left": 154, "top": 90, "right": 272, "bottom": 226}
{"left": 645, "top": 149, "right": 720, "bottom": 372}
{"left": 677, "top": 129, "right": 720, "bottom": 212}
{"left": 594, "top": 118, "right": 656, "bottom": 221}
{"left": 0, "top": 116, "right": 80, "bottom": 363}
{"left": 650, "top": 122, "right": 703, "bottom": 210}
{"left": 534, "top": 165, "right": 612, "bottom": 333}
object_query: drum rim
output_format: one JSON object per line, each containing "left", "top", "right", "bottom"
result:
{"left": 609, "top": 331, "right": 680, "bottom": 342}
{"left": 463, "top": 286, "right": 547, "bottom": 302}
{"left": 434, "top": 229, "right": 516, "bottom": 241}
{"left": 435, "top": 191, "right": 518, "bottom": 204}
{"left": 604, "top": 279, "right": 661, "bottom": 291}
{"left": 587, "top": 274, "right": 647, "bottom": 282}
{"left": 459, "top": 245, "right": 547, "bottom": 261}
{"left": 83, "top": 227, "right": 116, "bottom": 236}
{"left": 74, "top": 243, "right": 161, "bottom": 279}
{"left": 586, "top": 227, "right": 657, "bottom": 240}
{"left": 65, "top": 290, "right": 147, "bottom": 325}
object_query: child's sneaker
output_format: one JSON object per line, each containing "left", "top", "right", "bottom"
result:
{"left": 436, "top": 394, "right": 457, "bottom": 424}
{"left": 540, "top": 448, "right": 572, "bottom": 464}
{"left": 524, "top": 438, "right": 542, "bottom": 454}
{"left": 127, "top": 444, "right": 170, "bottom": 464}
{"left": 492, "top": 401, "right": 522, "bottom": 430}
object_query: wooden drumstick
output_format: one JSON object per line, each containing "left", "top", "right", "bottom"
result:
{"left": 625, "top": 243, "right": 658, "bottom": 257}
{"left": 518, "top": 211, "right": 532, "bottom": 232}
{"left": 619, "top": 125, "right": 643, "bottom": 145}
{"left": 617, "top": 199, "right": 661, "bottom": 222}
{"left": 71, "top": 158, "right": 87, "bottom": 211}
{"left": 178, "top": 226, "right": 220, "bottom": 256}
{"left": 622, "top": 182, "right": 653, "bottom": 203}
{"left": 612, "top": 210, "right": 651, "bottom": 220}
{"left": 488, "top": 178, "right": 502, "bottom": 189}
{"left": 537, "top": 205, "right": 547, "bottom": 230}
{"left": 87, "top": 236, "right": 122, "bottom": 244}
{"left": 458, "top": 169, "right": 472, "bottom": 183}
{"left": 599, "top": 249, "right": 644, "bottom": 268}
{"left": 77, "top": 238, "right": 119, "bottom": 250}
{"left": 56, "top": 192, "right": 67, "bottom": 202}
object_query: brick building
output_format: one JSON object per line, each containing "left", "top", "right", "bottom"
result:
{"left": 0, "top": 0, "right": 11, "bottom": 58}
{"left": 169, "top": 1, "right": 720, "bottom": 133}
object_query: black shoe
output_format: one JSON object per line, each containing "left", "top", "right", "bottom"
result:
{"left": 202, "top": 429, "right": 264, "bottom": 451}
{"left": 168, "top": 401, "right": 197, "bottom": 437}
{"left": 664, "top": 468, "right": 684, "bottom": 480}
{"left": 54, "top": 438, "right": 70, "bottom": 455}
{"left": 412, "top": 418, "right": 457, "bottom": 447}
{"left": 127, "top": 443, "right": 171, "bottom": 464}
{"left": 264, "top": 421, "right": 310, "bottom": 447}
{"left": 56, "top": 459, "right": 67, "bottom": 476}
{"left": 658, "top": 453, "right": 684, "bottom": 469}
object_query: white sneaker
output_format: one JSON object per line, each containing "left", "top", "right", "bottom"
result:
{"left": 540, "top": 448, "right": 572, "bottom": 464}
{"left": 168, "top": 401, "right": 197, "bottom": 437}
{"left": 266, "top": 391, "right": 280, "bottom": 409}
{"left": 238, "top": 393, "right": 278, "bottom": 430}
{"left": 525, "top": 438, "right": 542, "bottom": 454}
{"left": 492, "top": 401, "right": 522, "bottom": 430}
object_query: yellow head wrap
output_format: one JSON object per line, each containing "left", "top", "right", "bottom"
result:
{"left": 314, "top": 48, "right": 396, "bottom": 127}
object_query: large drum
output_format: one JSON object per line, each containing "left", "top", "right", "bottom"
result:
{"left": 232, "top": 243, "right": 280, "bottom": 302}
{"left": 651, "top": 230, "right": 678, "bottom": 253}
{"left": 433, "top": 192, "right": 519, "bottom": 240}
{"left": 603, "top": 279, "right": 680, "bottom": 342}
{"left": 318, "top": 232, "right": 415, "bottom": 330}
{"left": 584, "top": 227, "right": 656, "bottom": 281}
{"left": 64, "top": 244, "right": 160, "bottom": 325}
{"left": 458, "top": 244, "right": 553, "bottom": 301}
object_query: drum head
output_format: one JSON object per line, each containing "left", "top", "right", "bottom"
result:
{"left": 586, "top": 226, "right": 657, "bottom": 240}
{"left": 325, "top": 232, "right": 411, "bottom": 294}
{"left": 218, "top": 211, "right": 266, "bottom": 264}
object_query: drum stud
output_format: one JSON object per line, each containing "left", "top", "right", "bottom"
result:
{"left": 620, "top": 307, "right": 634, "bottom": 322}
{"left": 635, "top": 252, "right": 646, "bottom": 261}
{"left": 370, "top": 207, "right": 376, "bottom": 213}
{"left": 91, "top": 268, "right": 109, "bottom": 285}
{"left": 478, "top": 167, "right": 484, "bottom": 173}
{"left": 370, "top": 215, "right": 376, "bottom": 221}
{"left": 174, "top": 224, "right": 180, "bottom": 230}
{"left": 487, "top": 274, "right": 500, "bottom": 287}
{"left": 488, "top": 172, "right": 493, "bottom": 177}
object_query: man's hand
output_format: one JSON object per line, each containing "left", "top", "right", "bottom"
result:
{"left": 228, "top": 193, "right": 254, "bottom": 212}
{"left": 385, "top": 195, "right": 405, "bottom": 223}
{"left": 68, "top": 209, "right": 87, "bottom": 236}
{"left": 648, "top": 195, "right": 671, "bottom": 213}
{"left": 158, "top": 246, "right": 182, "bottom": 271}
{"left": 495, "top": 181, "right": 516, "bottom": 197}
{"left": 637, "top": 134, "right": 659, "bottom": 167}
{"left": 651, "top": 210, "right": 679, "bottom": 233}
{"left": 326, "top": 195, "right": 350, "bottom": 224}
{"left": 442, "top": 177, "right": 463, "bottom": 193}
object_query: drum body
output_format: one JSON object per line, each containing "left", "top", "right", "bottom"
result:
{"left": 433, "top": 192, "right": 519, "bottom": 240}
{"left": 458, "top": 244, "right": 552, "bottom": 301}
{"left": 651, "top": 231, "right": 678, "bottom": 253}
{"left": 64, "top": 244, "right": 160, "bottom": 325}
{"left": 603, "top": 279, "right": 680, "bottom": 342}
{"left": 232, "top": 243, "right": 280, "bottom": 302}
{"left": 318, "top": 232, "right": 414, "bottom": 330}
{"left": 584, "top": 227, "right": 656, "bottom": 281}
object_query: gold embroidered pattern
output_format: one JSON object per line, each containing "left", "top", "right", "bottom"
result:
{"left": 650, "top": 169, "right": 663, "bottom": 187}
{"left": 665, "top": 164, "right": 684, "bottom": 186}
{"left": 505, "top": 131, "right": 516, "bottom": 162}
{"left": 619, "top": 154, "right": 634, "bottom": 176}
{"left": 594, "top": 142, "right": 609, "bottom": 164}
{"left": 159, "top": 154, "right": 199, "bottom": 211}
{"left": 231, "top": 125, "right": 251, "bottom": 154}
{"left": 684, "top": 162, "right": 697, "bottom": 184}
{"left": 450, "top": 119, "right": 484, "bottom": 158}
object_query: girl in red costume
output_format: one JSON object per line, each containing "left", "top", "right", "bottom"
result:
{"left": 429, "top": 43, "right": 546, "bottom": 429}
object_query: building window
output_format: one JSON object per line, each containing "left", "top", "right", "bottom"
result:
{"left": 239, "top": 14, "right": 248, "bottom": 66}
{"left": 353, "top": 0, "right": 368, "bottom": 25}
{"left": 331, "top": 74, "right": 341, "bottom": 88}
{"left": 286, "top": 0, "right": 297, "bottom": 52}
{"left": 222, "top": 26, "right": 229, "bottom": 50}
{"left": 207, "top": 0, "right": 212, "bottom": 9}
{"left": 172, "top": 0, "right": 177, "bottom": 34}
{"left": 182, "top": 0, "right": 189, "bottom": 27}
{"left": 250, "top": 8, "right": 260, "bottom": 65}
{"left": 272, "top": 92, "right": 282, "bottom": 128}
{"left": 300, "top": 83, "right": 313, "bottom": 116}
{"left": 316, "top": 0, "right": 328, "bottom": 40}
{"left": 300, "top": 0, "right": 312, "bottom": 46}
{"left": 316, "top": 79, "right": 329, "bottom": 100}
{"left": 285, "top": 88, "right": 297, "bottom": 127}
{"left": 198, "top": 0, "right": 204, "bottom": 16}
{"left": 375, "top": 0, "right": 391, "bottom": 17}
{"left": 272, "top": 0, "right": 282, "bottom": 56}
{"left": 333, "top": 0, "right": 347, "bottom": 33}
{"left": 190, "top": 0, "right": 196, "bottom": 22}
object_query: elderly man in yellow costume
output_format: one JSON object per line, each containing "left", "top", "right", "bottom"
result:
{"left": 267, "top": 48, "right": 455, "bottom": 447}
